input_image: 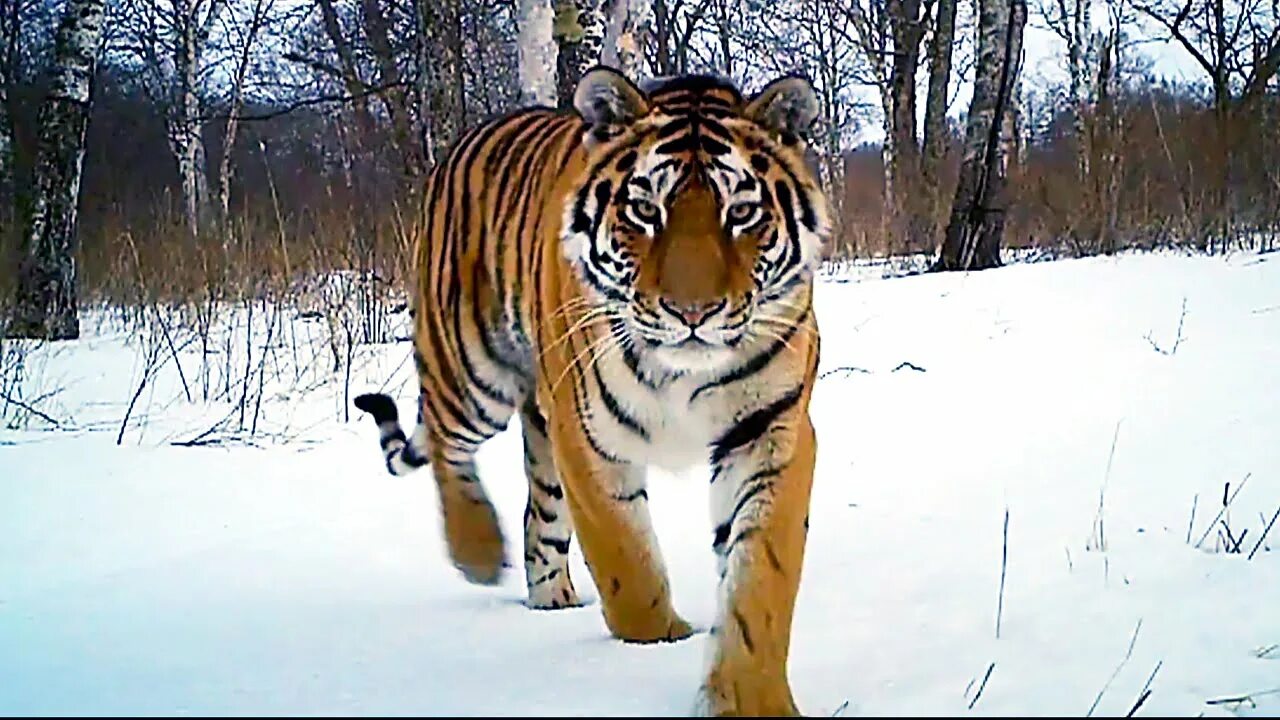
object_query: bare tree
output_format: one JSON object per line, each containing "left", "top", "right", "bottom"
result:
{"left": 419, "top": 0, "right": 465, "bottom": 166}
{"left": 1133, "top": 0, "right": 1280, "bottom": 246}
{"left": 936, "top": 0, "right": 1027, "bottom": 270}
{"left": 647, "top": 0, "right": 711, "bottom": 76}
{"left": 1036, "top": 0, "right": 1092, "bottom": 178}
{"left": 554, "top": 0, "right": 607, "bottom": 109}
{"left": 359, "top": 0, "right": 420, "bottom": 176}
{"left": 113, "top": 0, "right": 228, "bottom": 235}
{"left": 519, "top": 0, "right": 557, "bottom": 105}
{"left": 886, "top": 0, "right": 930, "bottom": 229}
{"left": 9, "top": 0, "right": 107, "bottom": 339}
{"left": 0, "top": 0, "right": 18, "bottom": 204}
{"left": 215, "top": 0, "right": 274, "bottom": 219}
{"left": 603, "top": 0, "right": 644, "bottom": 77}
{"left": 923, "top": 0, "right": 958, "bottom": 188}
{"left": 1134, "top": 0, "right": 1280, "bottom": 118}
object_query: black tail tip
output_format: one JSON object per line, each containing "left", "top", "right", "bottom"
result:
{"left": 354, "top": 393, "right": 399, "bottom": 424}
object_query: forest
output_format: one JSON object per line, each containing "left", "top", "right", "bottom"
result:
{"left": 2, "top": 0, "right": 1278, "bottom": 342}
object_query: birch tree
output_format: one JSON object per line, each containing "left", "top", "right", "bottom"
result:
{"left": 418, "top": 0, "right": 464, "bottom": 167}
{"left": 518, "top": 0, "right": 557, "bottom": 105}
{"left": 114, "top": 0, "right": 227, "bottom": 235}
{"left": 215, "top": 0, "right": 274, "bottom": 219}
{"left": 936, "top": 0, "right": 1027, "bottom": 271}
{"left": 602, "top": 0, "right": 644, "bottom": 78}
{"left": 1036, "top": 0, "right": 1093, "bottom": 178}
{"left": 554, "top": 0, "right": 607, "bottom": 108}
{"left": 9, "top": 0, "right": 106, "bottom": 340}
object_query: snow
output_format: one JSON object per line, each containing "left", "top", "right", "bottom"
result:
{"left": 3, "top": 251, "right": 1279, "bottom": 716}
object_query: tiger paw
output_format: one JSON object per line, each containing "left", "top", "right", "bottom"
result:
{"left": 442, "top": 499, "right": 506, "bottom": 586}
{"left": 692, "top": 670, "right": 799, "bottom": 717}
{"left": 527, "top": 575, "right": 583, "bottom": 610}
{"left": 614, "top": 613, "right": 695, "bottom": 644}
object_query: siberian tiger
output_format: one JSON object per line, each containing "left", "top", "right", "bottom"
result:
{"left": 354, "top": 67, "right": 829, "bottom": 716}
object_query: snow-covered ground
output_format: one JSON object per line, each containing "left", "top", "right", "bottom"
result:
{"left": 3, "top": 251, "right": 1278, "bottom": 716}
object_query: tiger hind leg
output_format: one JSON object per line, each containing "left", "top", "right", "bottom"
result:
{"left": 430, "top": 438, "right": 509, "bottom": 586}
{"left": 354, "top": 392, "right": 509, "bottom": 586}
{"left": 519, "top": 399, "right": 582, "bottom": 609}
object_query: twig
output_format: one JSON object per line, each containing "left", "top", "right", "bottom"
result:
{"left": 1126, "top": 661, "right": 1162, "bottom": 717}
{"left": 1185, "top": 493, "right": 1198, "bottom": 544}
{"left": 968, "top": 662, "right": 996, "bottom": 710}
{"left": 1087, "top": 619, "right": 1143, "bottom": 716}
{"left": 199, "top": 81, "right": 411, "bottom": 123}
{"left": 1220, "top": 520, "right": 1247, "bottom": 554}
{"left": 0, "top": 389, "right": 64, "bottom": 428}
{"left": 1205, "top": 688, "right": 1280, "bottom": 707}
{"left": 830, "top": 699, "right": 849, "bottom": 717}
{"left": 997, "top": 507, "right": 1009, "bottom": 639}
{"left": 153, "top": 309, "right": 192, "bottom": 403}
{"left": 1090, "top": 420, "right": 1123, "bottom": 551}
{"left": 819, "top": 365, "right": 872, "bottom": 379}
{"left": 1195, "top": 473, "right": 1251, "bottom": 549}
{"left": 891, "top": 361, "right": 927, "bottom": 372}
{"left": 1248, "top": 506, "right": 1279, "bottom": 560}
{"left": 1144, "top": 297, "right": 1188, "bottom": 355}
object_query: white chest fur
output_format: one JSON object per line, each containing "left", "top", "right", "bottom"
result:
{"left": 579, "top": 339, "right": 799, "bottom": 472}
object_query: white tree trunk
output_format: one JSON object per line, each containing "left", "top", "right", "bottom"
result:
{"left": 937, "top": 0, "right": 1026, "bottom": 271}
{"left": 173, "top": 0, "right": 208, "bottom": 235}
{"left": 10, "top": 0, "right": 106, "bottom": 340}
{"left": 1068, "top": 0, "right": 1091, "bottom": 178}
{"left": 602, "top": 0, "right": 643, "bottom": 78}
{"left": 217, "top": 0, "right": 272, "bottom": 219}
{"left": 518, "top": 0, "right": 558, "bottom": 106}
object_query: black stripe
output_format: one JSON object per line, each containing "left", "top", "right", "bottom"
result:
{"left": 593, "top": 362, "right": 650, "bottom": 440}
{"left": 774, "top": 181, "right": 800, "bottom": 242}
{"left": 710, "top": 385, "right": 804, "bottom": 465}
{"left": 655, "top": 134, "right": 696, "bottom": 154}
{"left": 531, "top": 501, "right": 558, "bottom": 523}
{"left": 712, "top": 470, "right": 777, "bottom": 548}
{"left": 759, "top": 145, "right": 819, "bottom": 232}
{"left": 469, "top": 260, "right": 524, "bottom": 381}
{"left": 380, "top": 427, "right": 408, "bottom": 449}
{"left": 532, "top": 476, "right": 563, "bottom": 500}
{"left": 690, "top": 309, "right": 809, "bottom": 401}
{"left": 539, "top": 535, "right": 571, "bottom": 554}
{"left": 616, "top": 488, "right": 648, "bottom": 502}
{"left": 521, "top": 401, "right": 549, "bottom": 437}
{"left": 399, "top": 444, "right": 429, "bottom": 468}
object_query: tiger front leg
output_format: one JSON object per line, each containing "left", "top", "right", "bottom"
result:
{"left": 694, "top": 410, "right": 817, "bottom": 717}
{"left": 548, "top": 419, "right": 693, "bottom": 643}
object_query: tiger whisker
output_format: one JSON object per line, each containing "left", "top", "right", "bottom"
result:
{"left": 550, "top": 329, "right": 620, "bottom": 398}
{"left": 539, "top": 306, "right": 619, "bottom": 360}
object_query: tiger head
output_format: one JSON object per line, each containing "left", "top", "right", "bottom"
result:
{"left": 561, "top": 68, "right": 830, "bottom": 374}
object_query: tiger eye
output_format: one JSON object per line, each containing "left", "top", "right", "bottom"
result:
{"left": 632, "top": 199, "right": 661, "bottom": 224}
{"left": 727, "top": 202, "right": 758, "bottom": 223}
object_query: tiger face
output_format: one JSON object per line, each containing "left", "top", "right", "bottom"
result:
{"left": 561, "top": 69, "right": 831, "bottom": 374}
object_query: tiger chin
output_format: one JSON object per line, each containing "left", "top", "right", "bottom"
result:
{"left": 354, "top": 66, "right": 830, "bottom": 717}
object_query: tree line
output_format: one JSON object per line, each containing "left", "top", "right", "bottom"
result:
{"left": 2, "top": 0, "right": 1278, "bottom": 339}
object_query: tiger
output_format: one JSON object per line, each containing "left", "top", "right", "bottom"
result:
{"left": 353, "top": 67, "right": 830, "bottom": 716}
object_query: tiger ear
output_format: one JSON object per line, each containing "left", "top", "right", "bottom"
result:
{"left": 745, "top": 76, "right": 820, "bottom": 136}
{"left": 574, "top": 66, "right": 651, "bottom": 127}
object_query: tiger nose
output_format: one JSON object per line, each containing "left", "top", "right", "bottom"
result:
{"left": 660, "top": 298, "right": 725, "bottom": 328}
